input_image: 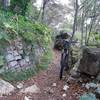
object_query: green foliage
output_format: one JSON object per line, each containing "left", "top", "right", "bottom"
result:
{"left": 0, "top": 56, "right": 4, "bottom": 68}
{"left": 10, "top": 0, "right": 30, "bottom": 15}
{"left": 36, "top": 48, "right": 53, "bottom": 71}
{"left": 0, "top": 32, "right": 10, "bottom": 42}
{"left": 0, "top": 67, "right": 36, "bottom": 82}
{"left": 0, "top": 10, "right": 52, "bottom": 48}
{"left": 11, "top": 16, "right": 52, "bottom": 48}
{"left": 0, "top": 9, "right": 52, "bottom": 82}
{"left": 0, "top": 9, "right": 52, "bottom": 51}
{"left": 0, "top": 10, "right": 18, "bottom": 42}
{"left": 88, "top": 32, "right": 100, "bottom": 46}
{"left": 26, "top": 1, "right": 39, "bottom": 21}
{"left": 22, "top": 32, "right": 36, "bottom": 42}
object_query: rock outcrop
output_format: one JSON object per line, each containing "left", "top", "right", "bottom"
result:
{"left": 5, "top": 38, "right": 31, "bottom": 72}
{"left": 78, "top": 47, "right": 100, "bottom": 76}
{"left": 0, "top": 37, "right": 44, "bottom": 72}
{"left": 20, "top": 84, "right": 40, "bottom": 94}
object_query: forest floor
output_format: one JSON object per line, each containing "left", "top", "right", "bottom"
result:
{"left": 0, "top": 49, "right": 86, "bottom": 100}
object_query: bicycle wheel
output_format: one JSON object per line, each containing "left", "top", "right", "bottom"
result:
{"left": 59, "top": 52, "right": 66, "bottom": 79}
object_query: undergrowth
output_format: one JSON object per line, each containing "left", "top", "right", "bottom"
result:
{"left": 0, "top": 9, "right": 53, "bottom": 82}
{"left": 36, "top": 48, "right": 53, "bottom": 71}
{"left": 0, "top": 67, "right": 36, "bottom": 82}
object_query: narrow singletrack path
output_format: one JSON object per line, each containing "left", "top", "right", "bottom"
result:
{"left": 0, "top": 49, "right": 86, "bottom": 100}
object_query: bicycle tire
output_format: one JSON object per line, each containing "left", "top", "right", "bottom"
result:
{"left": 59, "top": 52, "right": 66, "bottom": 79}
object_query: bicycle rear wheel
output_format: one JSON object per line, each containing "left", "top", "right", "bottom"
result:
{"left": 59, "top": 52, "right": 66, "bottom": 79}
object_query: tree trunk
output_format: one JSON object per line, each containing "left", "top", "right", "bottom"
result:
{"left": 81, "top": 12, "right": 84, "bottom": 46}
{"left": 69, "top": 0, "right": 78, "bottom": 44}
{"left": 68, "top": 0, "right": 79, "bottom": 68}
{"left": 86, "top": 0, "right": 97, "bottom": 44}
{"left": 38, "top": 0, "right": 50, "bottom": 23}
{"left": 72, "top": 0, "right": 78, "bottom": 40}
{"left": 85, "top": 22, "right": 88, "bottom": 45}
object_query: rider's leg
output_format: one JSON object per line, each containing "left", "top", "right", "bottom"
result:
{"left": 60, "top": 53, "right": 65, "bottom": 79}
{"left": 64, "top": 54, "right": 69, "bottom": 71}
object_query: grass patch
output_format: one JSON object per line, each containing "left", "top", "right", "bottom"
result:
{"left": 0, "top": 67, "right": 37, "bottom": 82}
{"left": 36, "top": 48, "right": 53, "bottom": 71}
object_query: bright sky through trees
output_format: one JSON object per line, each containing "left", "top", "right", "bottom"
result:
{"left": 55, "top": 0, "right": 70, "bottom": 5}
{"left": 35, "top": 0, "right": 70, "bottom": 8}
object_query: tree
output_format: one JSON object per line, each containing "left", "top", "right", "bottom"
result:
{"left": 67, "top": 0, "right": 79, "bottom": 68}
{"left": 10, "top": 0, "right": 30, "bottom": 15}
{"left": 26, "top": 0, "right": 40, "bottom": 21}
{"left": 79, "top": 0, "right": 100, "bottom": 46}
{"left": 38, "top": 0, "right": 51, "bottom": 22}
{"left": 41, "top": 0, "right": 50, "bottom": 21}
{"left": 68, "top": 0, "right": 79, "bottom": 42}
{"left": 40, "top": 0, "right": 70, "bottom": 30}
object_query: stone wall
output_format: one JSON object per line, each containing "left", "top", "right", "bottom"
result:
{"left": 4, "top": 37, "right": 44, "bottom": 72}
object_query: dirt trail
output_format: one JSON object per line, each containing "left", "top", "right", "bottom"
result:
{"left": 0, "top": 49, "right": 86, "bottom": 100}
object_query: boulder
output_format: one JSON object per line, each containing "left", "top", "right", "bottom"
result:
{"left": 95, "top": 87, "right": 100, "bottom": 98}
{"left": 13, "top": 50, "right": 19, "bottom": 56}
{"left": 80, "top": 93, "right": 97, "bottom": 100}
{"left": 85, "top": 83, "right": 97, "bottom": 90}
{"left": 24, "top": 96, "right": 31, "bottom": 100}
{"left": 25, "top": 56, "right": 30, "bottom": 63}
{"left": 16, "top": 83, "right": 23, "bottom": 89}
{"left": 96, "top": 73, "right": 100, "bottom": 82}
{"left": 20, "top": 84, "right": 40, "bottom": 94}
{"left": 6, "top": 54, "right": 15, "bottom": 62}
{"left": 15, "top": 55, "right": 22, "bottom": 60}
{"left": 0, "top": 79, "right": 15, "bottom": 96}
{"left": 9, "top": 61, "right": 18, "bottom": 67}
{"left": 19, "top": 59, "right": 26, "bottom": 67}
{"left": 78, "top": 47, "right": 100, "bottom": 76}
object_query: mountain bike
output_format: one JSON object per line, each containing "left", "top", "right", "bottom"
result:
{"left": 59, "top": 40, "right": 70, "bottom": 79}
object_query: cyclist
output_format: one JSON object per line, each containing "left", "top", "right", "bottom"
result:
{"left": 60, "top": 39, "right": 70, "bottom": 79}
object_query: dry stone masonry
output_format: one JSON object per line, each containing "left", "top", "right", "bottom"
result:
{"left": 4, "top": 37, "right": 44, "bottom": 72}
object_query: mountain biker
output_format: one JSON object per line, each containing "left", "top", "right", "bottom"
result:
{"left": 60, "top": 39, "right": 70, "bottom": 79}
{"left": 62, "top": 39, "right": 70, "bottom": 68}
